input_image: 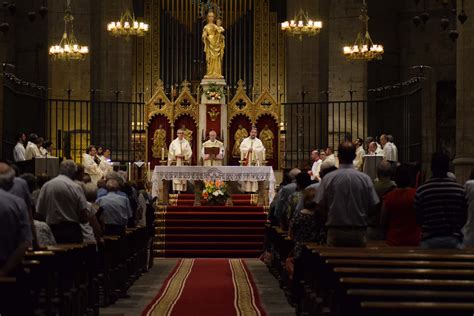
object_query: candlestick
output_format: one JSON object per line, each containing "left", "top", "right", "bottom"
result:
{"left": 263, "top": 148, "right": 266, "bottom": 161}
{"left": 161, "top": 148, "right": 165, "bottom": 161}
{"left": 147, "top": 162, "right": 151, "bottom": 181}
{"left": 128, "top": 162, "right": 131, "bottom": 181}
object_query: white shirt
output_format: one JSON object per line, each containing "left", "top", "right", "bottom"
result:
{"left": 25, "top": 142, "right": 41, "bottom": 160}
{"left": 311, "top": 159, "right": 322, "bottom": 181}
{"left": 168, "top": 138, "right": 192, "bottom": 164}
{"left": 382, "top": 142, "right": 398, "bottom": 162}
{"left": 239, "top": 137, "right": 265, "bottom": 164}
{"left": 13, "top": 142, "right": 26, "bottom": 162}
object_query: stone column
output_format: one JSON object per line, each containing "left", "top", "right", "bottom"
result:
{"left": 454, "top": 0, "right": 474, "bottom": 183}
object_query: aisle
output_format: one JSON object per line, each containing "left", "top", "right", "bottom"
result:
{"left": 100, "top": 259, "right": 294, "bottom": 316}
{"left": 143, "top": 259, "right": 265, "bottom": 316}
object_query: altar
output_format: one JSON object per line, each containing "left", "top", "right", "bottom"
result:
{"left": 151, "top": 165, "right": 276, "bottom": 206}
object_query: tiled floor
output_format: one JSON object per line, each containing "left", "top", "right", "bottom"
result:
{"left": 99, "top": 258, "right": 295, "bottom": 316}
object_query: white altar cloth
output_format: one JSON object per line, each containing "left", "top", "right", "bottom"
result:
{"left": 151, "top": 165, "right": 276, "bottom": 202}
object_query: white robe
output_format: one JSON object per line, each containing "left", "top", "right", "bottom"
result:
{"left": 383, "top": 141, "right": 398, "bottom": 162}
{"left": 201, "top": 139, "right": 225, "bottom": 166}
{"left": 25, "top": 142, "right": 41, "bottom": 160}
{"left": 239, "top": 137, "right": 265, "bottom": 192}
{"left": 99, "top": 156, "right": 113, "bottom": 175}
{"left": 83, "top": 153, "right": 103, "bottom": 185}
{"left": 310, "top": 159, "right": 322, "bottom": 181}
{"left": 168, "top": 138, "right": 192, "bottom": 192}
{"left": 353, "top": 146, "right": 366, "bottom": 171}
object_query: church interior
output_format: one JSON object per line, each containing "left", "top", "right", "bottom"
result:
{"left": 1, "top": 0, "right": 474, "bottom": 315}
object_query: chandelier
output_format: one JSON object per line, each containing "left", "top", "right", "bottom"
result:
{"left": 343, "top": 0, "right": 383, "bottom": 61}
{"left": 107, "top": 10, "right": 149, "bottom": 38}
{"left": 49, "top": 1, "right": 88, "bottom": 61}
{"left": 281, "top": 8, "right": 322, "bottom": 39}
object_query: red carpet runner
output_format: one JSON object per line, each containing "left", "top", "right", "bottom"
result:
{"left": 142, "top": 259, "right": 266, "bottom": 316}
{"left": 155, "top": 194, "right": 267, "bottom": 258}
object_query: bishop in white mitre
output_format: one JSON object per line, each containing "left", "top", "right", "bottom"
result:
{"left": 168, "top": 129, "right": 193, "bottom": 192}
{"left": 239, "top": 126, "right": 265, "bottom": 193}
{"left": 201, "top": 130, "right": 225, "bottom": 167}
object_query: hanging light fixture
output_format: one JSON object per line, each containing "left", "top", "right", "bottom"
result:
{"left": 343, "top": 0, "right": 383, "bottom": 61}
{"left": 49, "top": 0, "right": 88, "bottom": 61}
{"left": 107, "top": 9, "right": 149, "bottom": 38}
{"left": 281, "top": 8, "right": 322, "bottom": 40}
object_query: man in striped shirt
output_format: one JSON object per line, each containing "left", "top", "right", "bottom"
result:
{"left": 414, "top": 153, "right": 468, "bottom": 249}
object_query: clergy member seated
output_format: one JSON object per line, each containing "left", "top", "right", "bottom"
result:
{"left": 168, "top": 129, "right": 193, "bottom": 192}
{"left": 239, "top": 126, "right": 265, "bottom": 193}
{"left": 202, "top": 130, "right": 225, "bottom": 166}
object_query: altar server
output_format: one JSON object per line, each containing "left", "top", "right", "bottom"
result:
{"left": 201, "top": 130, "right": 225, "bottom": 166}
{"left": 239, "top": 126, "right": 265, "bottom": 192}
{"left": 168, "top": 129, "right": 193, "bottom": 192}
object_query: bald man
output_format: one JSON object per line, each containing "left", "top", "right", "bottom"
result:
{"left": 202, "top": 130, "right": 225, "bottom": 166}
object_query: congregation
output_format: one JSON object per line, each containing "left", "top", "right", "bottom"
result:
{"left": 0, "top": 151, "right": 155, "bottom": 277}
{"left": 268, "top": 135, "right": 471, "bottom": 267}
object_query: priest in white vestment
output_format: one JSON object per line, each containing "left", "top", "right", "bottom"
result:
{"left": 353, "top": 138, "right": 366, "bottom": 171}
{"left": 308, "top": 150, "right": 322, "bottom": 181}
{"left": 83, "top": 145, "right": 104, "bottom": 185}
{"left": 25, "top": 134, "right": 42, "bottom": 160}
{"left": 168, "top": 129, "right": 193, "bottom": 192}
{"left": 201, "top": 130, "right": 225, "bottom": 166}
{"left": 239, "top": 126, "right": 265, "bottom": 192}
{"left": 380, "top": 134, "right": 398, "bottom": 163}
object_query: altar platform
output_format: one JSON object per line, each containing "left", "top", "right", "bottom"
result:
{"left": 154, "top": 193, "right": 268, "bottom": 258}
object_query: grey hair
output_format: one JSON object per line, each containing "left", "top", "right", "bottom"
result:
{"left": 82, "top": 182, "right": 97, "bottom": 202}
{"left": 0, "top": 163, "right": 15, "bottom": 190}
{"left": 105, "top": 171, "right": 125, "bottom": 187}
{"left": 387, "top": 134, "right": 394, "bottom": 142}
{"left": 59, "top": 160, "right": 78, "bottom": 179}
{"left": 106, "top": 178, "right": 120, "bottom": 192}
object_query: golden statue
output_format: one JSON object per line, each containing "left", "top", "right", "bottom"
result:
{"left": 232, "top": 124, "right": 248, "bottom": 158}
{"left": 202, "top": 11, "right": 225, "bottom": 79}
{"left": 180, "top": 124, "right": 193, "bottom": 146}
{"left": 259, "top": 124, "right": 274, "bottom": 159}
{"left": 152, "top": 125, "right": 167, "bottom": 158}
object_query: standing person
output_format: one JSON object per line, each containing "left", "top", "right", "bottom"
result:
{"left": 13, "top": 132, "right": 26, "bottom": 162}
{"left": 353, "top": 138, "right": 366, "bottom": 171}
{"left": 83, "top": 145, "right": 103, "bottom": 185}
{"left": 168, "top": 129, "right": 193, "bottom": 192}
{"left": 25, "top": 133, "right": 41, "bottom": 160}
{"left": 316, "top": 142, "right": 379, "bottom": 247}
{"left": 368, "top": 161, "right": 396, "bottom": 240}
{"left": 308, "top": 150, "right": 322, "bottom": 181}
{"left": 463, "top": 170, "right": 474, "bottom": 247}
{"left": 239, "top": 126, "right": 265, "bottom": 192}
{"left": 99, "top": 148, "right": 113, "bottom": 175}
{"left": 96, "top": 178, "right": 133, "bottom": 236}
{"left": 325, "top": 147, "right": 336, "bottom": 166}
{"left": 380, "top": 134, "right": 398, "bottom": 163}
{"left": 35, "top": 160, "right": 89, "bottom": 243}
{"left": 201, "top": 130, "right": 225, "bottom": 166}
{"left": 415, "top": 153, "right": 467, "bottom": 249}
{"left": 381, "top": 164, "right": 421, "bottom": 246}
{"left": 0, "top": 163, "right": 32, "bottom": 276}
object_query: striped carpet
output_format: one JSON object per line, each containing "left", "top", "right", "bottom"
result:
{"left": 142, "top": 259, "right": 266, "bottom": 316}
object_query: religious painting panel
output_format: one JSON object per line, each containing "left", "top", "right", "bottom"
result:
{"left": 228, "top": 114, "right": 252, "bottom": 166}
{"left": 256, "top": 114, "right": 278, "bottom": 169}
{"left": 148, "top": 114, "right": 171, "bottom": 168}
{"left": 174, "top": 114, "right": 198, "bottom": 165}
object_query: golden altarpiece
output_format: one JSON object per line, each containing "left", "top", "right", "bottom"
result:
{"left": 141, "top": 0, "right": 285, "bottom": 170}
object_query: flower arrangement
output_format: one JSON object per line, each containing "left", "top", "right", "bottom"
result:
{"left": 202, "top": 180, "right": 229, "bottom": 205}
{"left": 205, "top": 83, "right": 223, "bottom": 101}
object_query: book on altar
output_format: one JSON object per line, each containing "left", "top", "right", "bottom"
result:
{"left": 204, "top": 147, "right": 220, "bottom": 156}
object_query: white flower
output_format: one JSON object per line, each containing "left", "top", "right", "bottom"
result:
{"left": 213, "top": 191, "right": 220, "bottom": 196}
